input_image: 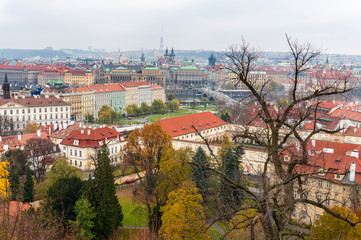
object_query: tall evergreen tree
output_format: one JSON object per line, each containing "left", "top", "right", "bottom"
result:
{"left": 220, "top": 146, "right": 243, "bottom": 215}
{"left": 191, "top": 147, "right": 211, "bottom": 202}
{"left": 10, "top": 170, "right": 20, "bottom": 201}
{"left": 87, "top": 145, "right": 123, "bottom": 239}
{"left": 46, "top": 176, "right": 83, "bottom": 224}
{"left": 23, "top": 167, "right": 34, "bottom": 203}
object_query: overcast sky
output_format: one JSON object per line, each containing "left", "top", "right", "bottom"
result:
{"left": 0, "top": 0, "right": 361, "bottom": 54}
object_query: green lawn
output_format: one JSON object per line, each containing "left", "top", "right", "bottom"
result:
{"left": 209, "top": 226, "right": 223, "bottom": 240}
{"left": 118, "top": 196, "right": 148, "bottom": 227}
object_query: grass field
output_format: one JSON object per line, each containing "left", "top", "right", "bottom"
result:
{"left": 118, "top": 194, "right": 148, "bottom": 227}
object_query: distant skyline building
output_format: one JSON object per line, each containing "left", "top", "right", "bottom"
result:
{"left": 2, "top": 72, "right": 10, "bottom": 99}
{"left": 208, "top": 53, "right": 216, "bottom": 67}
{"left": 164, "top": 47, "right": 175, "bottom": 65}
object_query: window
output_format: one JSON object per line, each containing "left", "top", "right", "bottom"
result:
{"left": 318, "top": 180, "right": 323, "bottom": 188}
{"left": 74, "top": 150, "right": 77, "bottom": 156}
{"left": 50, "top": 107, "right": 52, "bottom": 112}
{"left": 316, "top": 194, "right": 322, "bottom": 204}
{"left": 79, "top": 151, "right": 82, "bottom": 157}
{"left": 28, "top": 109, "right": 30, "bottom": 113}
{"left": 293, "top": 190, "right": 297, "bottom": 199}
{"left": 302, "top": 192, "right": 308, "bottom": 199}
{"left": 325, "top": 196, "right": 330, "bottom": 206}
{"left": 39, "top": 108, "right": 41, "bottom": 113}
{"left": 303, "top": 177, "right": 308, "bottom": 185}
{"left": 10, "top": 110, "right": 13, "bottom": 114}
{"left": 4, "top": 110, "right": 6, "bottom": 115}
{"left": 301, "top": 211, "right": 307, "bottom": 219}
{"left": 70, "top": 149, "right": 72, "bottom": 156}
{"left": 115, "top": 147, "right": 117, "bottom": 152}
{"left": 326, "top": 181, "right": 331, "bottom": 189}
{"left": 70, "top": 160, "right": 72, "bottom": 165}
{"left": 16, "top": 109, "right": 19, "bottom": 114}
{"left": 79, "top": 161, "right": 82, "bottom": 167}
{"left": 63, "top": 146, "right": 66, "bottom": 150}
{"left": 75, "top": 160, "right": 77, "bottom": 166}
{"left": 45, "top": 108, "right": 47, "bottom": 112}
{"left": 33, "top": 109, "right": 36, "bottom": 113}
{"left": 55, "top": 107, "right": 58, "bottom": 112}
{"left": 22, "top": 109, "right": 25, "bottom": 114}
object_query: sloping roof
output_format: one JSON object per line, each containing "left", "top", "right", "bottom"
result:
{"left": 0, "top": 131, "right": 50, "bottom": 150}
{"left": 156, "top": 112, "right": 227, "bottom": 137}
{"left": 151, "top": 84, "right": 164, "bottom": 90}
{"left": 0, "top": 95, "right": 70, "bottom": 107}
{"left": 60, "top": 127, "right": 126, "bottom": 148}
{"left": 119, "top": 81, "right": 149, "bottom": 88}
{"left": 49, "top": 122, "right": 82, "bottom": 140}
{"left": 331, "top": 108, "right": 361, "bottom": 122}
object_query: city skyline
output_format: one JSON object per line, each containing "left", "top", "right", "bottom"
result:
{"left": 1, "top": 0, "right": 361, "bottom": 55}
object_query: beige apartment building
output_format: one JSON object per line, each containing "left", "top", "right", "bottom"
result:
{"left": 64, "top": 69, "right": 95, "bottom": 86}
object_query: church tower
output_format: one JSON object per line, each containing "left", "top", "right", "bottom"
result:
{"left": 2, "top": 71, "right": 10, "bottom": 99}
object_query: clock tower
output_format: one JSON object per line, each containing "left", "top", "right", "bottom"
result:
{"left": 2, "top": 72, "right": 10, "bottom": 99}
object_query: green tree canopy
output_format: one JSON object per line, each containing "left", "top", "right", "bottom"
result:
{"left": 46, "top": 176, "right": 83, "bottom": 224}
{"left": 85, "top": 145, "right": 123, "bottom": 239}
{"left": 191, "top": 147, "right": 211, "bottom": 203}
{"left": 167, "top": 99, "right": 180, "bottom": 112}
{"left": 152, "top": 99, "right": 167, "bottom": 114}
{"left": 23, "top": 167, "right": 34, "bottom": 203}
{"left": 167, "top": 93, "right": 176, "bottom": 101}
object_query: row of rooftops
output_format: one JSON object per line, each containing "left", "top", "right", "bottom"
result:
{"left": 42, "top": 81, "right": 163, "bottom": 95}
{"left": 0, "top": 94, "right": 70, "bottom": 107}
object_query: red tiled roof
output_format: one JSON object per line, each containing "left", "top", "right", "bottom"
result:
{"left": 0, "top": 131, "right": 50, "bottom": 150}
{"left": 0, "top": 95, "right": 70, "bottom": 107}
{"left": 345, "top": 126, "right": 361, "bottom": 137}
{"left": 119, "top": 81, "right": 149, "bottom": 88}
{"left": 331, "top": 108, "right": 361, "bottom": 122}
{"left": 151, "top": 84, "right": 164, "bottom": 90}
{"left": 156, "top": 112, "right": 227, "bottom": 137}
{"left": 60, "top": 127, "right": 126, "bottom": 148}
{"left": 49, "top": 122, "right": 82, "bottom": 140}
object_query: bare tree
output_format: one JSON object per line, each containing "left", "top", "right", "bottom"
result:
{"left": 24, "top": 138, "right": 57, "bottom": 184}
{"left": 200, "top": 35, "right": 356, "bottom": 239}
{"left": 0, "top": 114, "right": 15, "bottom": 136}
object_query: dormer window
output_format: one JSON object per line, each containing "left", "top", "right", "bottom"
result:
{"left": 318, "top": 168, "right": 326, "bottom": 176}
{"left": 335, "top": 173, "right": 343, "bottom": 180}
{"left": 73, "top": 140, "right": 79, "bottom": 146}
{"left": 284, "top": 155, "right": 290, "bottom": 162}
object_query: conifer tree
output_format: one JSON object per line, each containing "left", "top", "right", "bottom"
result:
{"left": 23, "top": 167, "right": 34, "bottom": 203}
{"left": 10, "top": 170, "right": 20, "bottom": 201}
{"left": 220, "top": 146, "right": 243, "bottom": 214}
{"left": 88, "top": 144, "right": 123, "bottom": 239}
{"left": 191, "top": 146, "right": 211, "bottom": 202}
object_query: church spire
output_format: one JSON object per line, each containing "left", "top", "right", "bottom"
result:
{"left": 2, "top": 71, "right": 10, "bottom": 99}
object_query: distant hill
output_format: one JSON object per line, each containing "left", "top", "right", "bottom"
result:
{"left": 0, "top": 48, "right": 70, "bottom": 59}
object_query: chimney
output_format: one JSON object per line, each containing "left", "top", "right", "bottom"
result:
{"left": 350, "top": 163, "right": 356, "bottom": 182}
{"left": 37, "top": 129, "right": 41, "bottom": 137}
{"left": 14, "top": 95, "right": 18, "bottom": 99}
{"left": 79, "top": 122, "right": 82, "bottom": 128}
{"left": 4, "top": 145, "right": 8, "bottom": 152}
{"left": 18, "top": 134, "right": 21, "bottom": 141}
{"left": 22, "top": 96, "right": 25, "bottom": 99}
{"left": 80, "top": 129, "right": 84, "bottom": 134}
{"left": 354, "top": 128, "right": 357, "bottom": 133}
{"left": 312, "top": 139, "right": 315, "bottom": 147}
{"left": 87, "top": 129, "right": 91, "bottom": 135}
{"left": 296, "top": 141, "right": 300, "bottom": 152}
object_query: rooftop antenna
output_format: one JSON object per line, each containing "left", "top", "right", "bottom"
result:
{"left": 160, "top": 27, "right": 164, "bottom": 51}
